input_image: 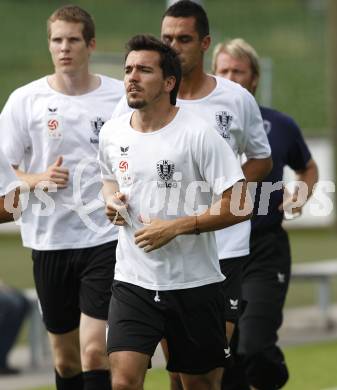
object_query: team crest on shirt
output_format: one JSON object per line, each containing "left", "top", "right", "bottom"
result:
{"left": 157, "top": 160, "right": 177, "bottom": 188}
{"left": 90, "top": 117, "right": 105, "bottom": 143}
{"left": 215, "top": 111, "right": 233, "bottom": 139}
{"left": 263, "top": 119, "right": 272, "bottom": 135}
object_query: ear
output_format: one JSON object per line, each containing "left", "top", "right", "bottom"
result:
{"left": 201, "top": 35, "right": 211, "bottom": 52}
{"left": 165, "top": 75, "right": 176, "bottom": 93}
{"left": 88, "top": 38, "right": 96, "bottom": 52}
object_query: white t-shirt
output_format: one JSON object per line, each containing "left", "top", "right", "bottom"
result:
{"left": 0, "top": 75, "right": 124, "bottom": 250}
{"left": 0, "top": 154, "right": 17, "bottom": 197}
{"left": 111, "top": 76, "right": 271, "bottom": 259}
{"left": 99, "top": 108, "right": 245, "bottom": 291}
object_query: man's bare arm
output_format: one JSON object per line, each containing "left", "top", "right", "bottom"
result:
{"left": 134, "top": 180, "right": 252, "bottom": 252}
{"left": 279, "top": 158, "right": 319, "bottom": 216}
{"left": 0, "top": 188, "right": 20, "bottom": 223}
{"left": 13, "top": 156, "right": 69, "bottom": 191}
{"left": 242, "top": 156, "right": 273, "bottom": 183}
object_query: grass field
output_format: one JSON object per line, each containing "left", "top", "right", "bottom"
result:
{"left": 0, "top": 0, "right": 328, "bottom": 133}
{"left": 1, "top": 229, "right": 337, "bottom": 389}
{"left": 27, "top": 341, "right": 337, "bottom": 390}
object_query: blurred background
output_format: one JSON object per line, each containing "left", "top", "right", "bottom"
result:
{"left": 0, "top": 1, "right": 337, "bottom": 389}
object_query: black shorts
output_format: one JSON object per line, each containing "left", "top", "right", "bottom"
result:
{"left": 238, "top": 226, "right": 291, "bottom": 356}
{"left": 107, "top": 280, "right": 227, "bottom": 374}
{"left": 219, "top": 256, "right": 246, "bottom": 323}
{"left": 32, "top": 240, "right": 117, "bottom": 334}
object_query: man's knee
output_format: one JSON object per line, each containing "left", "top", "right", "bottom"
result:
{"left": 81, "top": 342, "right": 107, "bottom": 370}
{"left": 112, "top": 374, "right": 143, "bottom": 390}
{"left": 50, "top": 332, "right": 82, "bottom": 377}
{"left": 243, "top": 348, "right": 289, "bottom": 390}
{"left": 55, "top": 360, "right": 82, "bottom": 378}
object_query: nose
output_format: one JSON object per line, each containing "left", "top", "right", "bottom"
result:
{"left": 60, "top": 39, "right": 70, "bottom": 52}
{"left": 228, "top": 71, "right": 237, "bottom": 82}
{"left": 168, "top": 39, "right": 180, "bottom": 54}
{"left": 126, "top": 68, "right": 140, "bottom": 83}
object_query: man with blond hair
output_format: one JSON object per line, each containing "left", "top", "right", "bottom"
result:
{"left": 213, "top": 37, "right": 318, "bottom": 390}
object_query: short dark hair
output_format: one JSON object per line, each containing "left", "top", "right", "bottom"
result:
{"left": 163, "top": 0, "right": 209, "bottom": 39}
{"left": 47, "top": 5, "right": 95, "bottom": 46}
{"left": 125, "top": 34, "right": 182, "bottom": 105}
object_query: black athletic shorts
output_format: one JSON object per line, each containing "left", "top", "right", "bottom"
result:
{"left": 219, "top": 256, "right": 246, "bottom": 323}
{"left": 32, "top": 240, "right": 117, "bottom": 334}
{"left": 107, "top": 280, "right": 227, "bottom": 374}
{"left": 238, "top": 226, "right": 291, "bottom": 356}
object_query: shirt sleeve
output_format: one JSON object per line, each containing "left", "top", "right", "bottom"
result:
{"left": 197, "top": 127, "right": 245, "bottom": 195}
{"left": 111, "top": 95, "right": 133, "bottom": 119}
{"left": 98, "top": 123, "right": 117, "bottom": 181}
{"left": 0, "top": 91, "right": 31, "bottom": 167}
{"left": 242, "top": 90, "right": 271, "bottom": 159}
{"left": 285, "top": 118, "right": 312, "bottom": 171}
{"left": 0, "top": 154, "right": 18, "bottom": 196}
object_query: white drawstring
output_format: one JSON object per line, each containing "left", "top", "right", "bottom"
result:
{"left": 154, "top": 290, "right": 161, "bottom": 302}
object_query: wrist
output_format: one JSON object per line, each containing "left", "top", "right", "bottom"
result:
{"left": 172, "top": 216, "right": 199, "bottom": 237}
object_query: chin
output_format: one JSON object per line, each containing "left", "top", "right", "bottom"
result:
{"left": 127, "top": 98, "right": 146, "bottom": 109}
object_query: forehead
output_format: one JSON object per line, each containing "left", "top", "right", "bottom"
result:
{"left": 49, "top": 20, "right": 84, "bottom": 38}
{"left": 125, "top": 50, "right": 161, "bottom": 67}
{"left": 217, "top": 52, "right": 251, "bottom": 69}
{"left": 161, "top": 16, "right": 197, "bottom": 36}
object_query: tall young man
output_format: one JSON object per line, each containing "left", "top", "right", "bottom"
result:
{"left": 0, "top": 5, "right": 124, "bottom": 390}
{"left": 213, "top": 38, "right": 318, "bottom": 390}
{"left": 99, "top": 34, "right": 251, "bottom": 390}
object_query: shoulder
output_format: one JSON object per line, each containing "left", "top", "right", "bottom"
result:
{"left": 213, "top": 76, "right": 259, "bottom": 114}
{"left": 178, "top": 107, "right": 223, "bottom": 140}
{"left": 6, "top": 77, "right": 47, "bottom": 103}
{"left": 214, "top": 75, "right": 252, "bottom": 100}
{"left": 260, "top": 106, "right": 300, "bottom": 132}
{"left": 99, "top": 112, "right": 131, "bottom": 140}
{"left": 98, "top": 75, "right": 124, "bottom": 92}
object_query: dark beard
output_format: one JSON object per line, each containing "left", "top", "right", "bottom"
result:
{"left": 127, "top": 98, "right": 147, "bottom": 109}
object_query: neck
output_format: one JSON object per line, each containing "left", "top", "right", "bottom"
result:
{"left": 131, "top": 103, "right": 179, "bottom": 133}
{"left": 178, "top": 64, "right": 216, "bottom": 100}
{"left": 48, "top": 70, "right": 100, "bottom": 95}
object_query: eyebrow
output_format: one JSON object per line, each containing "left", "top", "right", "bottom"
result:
{"left": 125, "top": 64, "right": 154, "bottom": 71}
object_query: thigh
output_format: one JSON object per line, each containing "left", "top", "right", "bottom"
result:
{"left": 166, "top": 283, "right": 227, "bottom": 374}
{"left": 238, "top": 229, "right": 291, "bottom": 355}
{"left": 107, "top": 281, "right": 164, "bottom": 357}
{"left": 244, "top": 228, "right": 291, "bottom": 286}
{"left": 78, "top": 240, "right": 116, "bottom": 321}
{"left": 219, "top": 256, "right": 246, "bottom": 323}
{"left": 32, "top": 249, "right": 80, "bottom": 333}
